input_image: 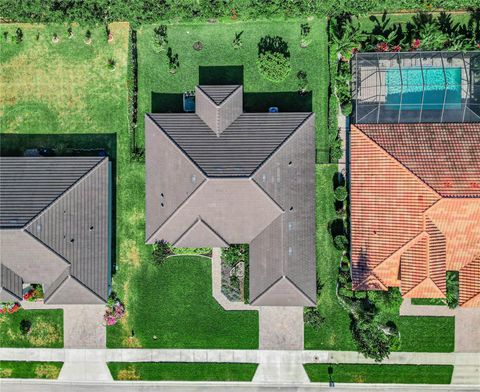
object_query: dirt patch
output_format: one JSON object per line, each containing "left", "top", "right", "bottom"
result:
{"left": 34, "top": 364, "right": 61, "bottom": 379}
{"left": 117, "top": 366, "right": 140, "bottom": 380}
{"left": 0, "top": 368, "right": 13, "bottom": 377}
{"left": 120, "top": 239, "right": 141, "bottom": 267}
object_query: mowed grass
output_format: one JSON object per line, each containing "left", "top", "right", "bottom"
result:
{"left": 305, "top": 165, "right": 455, "bottom": 352}
{"left": 0, "top": 309, "right": 63, "bottom": 348}
{"left": 0, "top": 361, "right": 63, "bottom": 379}
{"left": 108, "top": 362, "right": 258, "bottom": 381}
{"left": 304, "top": 364, "right": 453, "bottom": 384}
{"left": 108, "top": 256, "right": 258, "bottom": 349}
{"left": 0, "top": 23, "right": 129, "bottom": 134}
{"left": 136, "top": 18, "right": 329, "bottom": 155}
{"left": 305, "top": 164, "right": 354, "bottom": 350}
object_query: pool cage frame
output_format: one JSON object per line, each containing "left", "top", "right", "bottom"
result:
{"left": 352, "top": 51, "right": 480, "bottom": 124}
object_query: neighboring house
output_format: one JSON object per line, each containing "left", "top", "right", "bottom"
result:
{"left": 0, "top": 157, "right": 111, "bottom": 304}
{"left": 145, "top": 85, "right": 316, "bottom": 306}
{"left": 350, "top": 123, "right": 480, "bottom": 307}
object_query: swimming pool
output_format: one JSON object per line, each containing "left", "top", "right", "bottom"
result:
{"left": 386, "top": 67, "right": 462, "bottom": 110}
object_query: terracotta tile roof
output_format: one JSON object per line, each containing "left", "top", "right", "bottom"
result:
{"left": 357, "top": 123, "right": 480, "bottom": 197}
{"left": 351, "top": 123, "right": 480, "bottom": 307}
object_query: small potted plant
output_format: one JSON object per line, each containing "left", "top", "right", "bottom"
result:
{"left": 193, "top": 41, "right": 203, "bottom": 51}
{"left": 85, "top": 30, "right": 92, "bottom": 45}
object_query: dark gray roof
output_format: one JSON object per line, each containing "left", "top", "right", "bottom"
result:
{"left": 0, "top": 157, "right": 106, "bottom": 228}
{"left": 0, "top": 264, "right": 23, "bottom": 302}
{"left": 0, "top": 157, "right": 110, "bottom": 303}
{"left": 197, "top": 85, "right": 241, "bottom": 105}
{"left": 146, "top": 85, "right": 316, "bottom": 306}
{"left": 147, "top": 112, "right": 312, "bottom": 177}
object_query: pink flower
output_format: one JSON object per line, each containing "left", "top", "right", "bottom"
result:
{"left": 351, "top": 47, "right": 358, "bottom": 54}
{"left": 411, "top": 39, "right": 421, "bottom": 50}
{"left": 391, "top": 45, "right": 401, "bottom": 52}
{"left": 477, "top": 43, "right": 480, "bottom": 49}
{"left": 107, "top": 315, "right": 117, "bottom": 326}
{"left": 376, "top": 42, "right": 389, "bottom": 52}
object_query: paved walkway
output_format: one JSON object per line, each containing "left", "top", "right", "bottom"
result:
{"left": 22, "top": 301, "right": 106, "bottom": 349}
{"left": 399, "top": 298, "right": 456, "bottom": 317}
{"left": 337, "top": 107, "right": 347, "bottom": 176}
{"left": 259, "top": 307, "right": 304, "bottom": 350}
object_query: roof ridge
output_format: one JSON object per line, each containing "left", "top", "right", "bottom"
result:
{"left": 173, "top": 217, "right": 228, "bottom": 247}
{"left": 22, "top": 228, "right": 71, "bottom": 267}
{"left": 284, "top": 275, "right": 317, "bottom": 305}
{"left": 250, "top": 179, "right": 284, "bottom": 214}
{"left": 352, "top": 125, "right": 441, "bottom": 198}
{"left": 250, "top": 275, "right": 283, "bottom": 304}
{"left": 249, "top": 113, "right": 314, "bottom": 178}
{"left": 197, "top": 85, "right": 241, "bottom": 106}
{"left": 22, "top": 157, "right": 107, "bottom": 229}
{"left": 146, "top": 113, "right": 210, "bottom": 178}
{"left": 146, "top": 179, "right": 209, "bottom": 244}
{"left": 46, "top": 275, "right": 106, "bottom": 303}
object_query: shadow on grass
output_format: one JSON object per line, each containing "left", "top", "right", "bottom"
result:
{"left": 151, "top": 92, "right": 184, "bottom": 113}
{"left": 0, "top": 133, "right": 118, "bottom": 276}
{"left": 199, "top": 65, "right": 244, "bottom": 85}
{"left": 244, "top": 91, "right": 312, "bottom": 112}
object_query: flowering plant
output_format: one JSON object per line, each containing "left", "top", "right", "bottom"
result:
{"left": 103, "top": 294, "right": 125, "bottom": 326}
{"left": 22, "top": 284, "right": 44, "bottom": 302}
{"left": 376, "top": 42, "right": 389, "bottom": 52}
{"left": 411, "top": 39, "right": 421, "bottom": 50}
{"left": 0, "top": 302, "right": 21, "bottom": 314}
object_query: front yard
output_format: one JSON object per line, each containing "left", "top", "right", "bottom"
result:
{"left": 305, "top": 164, "right": 455, "bottom": 353}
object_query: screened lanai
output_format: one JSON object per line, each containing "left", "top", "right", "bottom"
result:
{"left": 352, "top": 51, "right": 480, "bottom": 124}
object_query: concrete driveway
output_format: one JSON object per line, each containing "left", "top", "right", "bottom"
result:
{"left": 455, "top": 307, "right": 480, "bottom": 353}
{"left": 63, "top": 305, "right": 106, "bottom": 349}
{"left": 259, "top": 306, "right": 304, "bottom": 350}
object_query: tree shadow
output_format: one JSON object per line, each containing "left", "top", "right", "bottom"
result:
{"left": 0, "top": 133, "right": 118, "bottom": 275}
{"left": 151, "top": 92, "right": 184, "bottom": 113}
{"left": 328, "top": 218, "right": 346, "bottom": 238}
{"left": 258, "top": 35, "right": 290, "bottom": 58}
{"left": 199, "top": 65, "right": 244, "bottom": 85}
{"left": 244, "top": 91, "right": 312, "bottom": 112}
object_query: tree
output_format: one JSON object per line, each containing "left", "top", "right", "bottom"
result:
{"left": 15, "top": 27, "right": 23, "bottom": 44}
{"left": 351, "top": 318, "right": 392, "bottom": 362}
{"left": 334, "top": 235, "right": 348, "bottom": 251}
{"left": 19, "top": 319, "right": 31, "bottom": 335}
{"left": 334, "top": 186, "right": 348, "bottom": 202}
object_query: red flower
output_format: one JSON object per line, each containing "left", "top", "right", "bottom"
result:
{"left": 477, "top": 43, "right": 480, "bottom": 49}
{"left": 23, "top": 291, "right": 33, "bottom": 300}
{"left": 376, "top": 42, "right": 389, "bottom": 52}
{"left": 351, "top": 47, "right": 358, "bottom": 54}
{"left": 391, "top": 45, "right": 401, "bottom": 52}
{"left": 8, "top": 303, "right": 20, "bottom": 313}
{"left": 411, "top": 39, "right": 421, "bottom": 50}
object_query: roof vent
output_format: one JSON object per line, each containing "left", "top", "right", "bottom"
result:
{"left": 36, "top": 223, "right": 42, "bottom": 232}
{"left": 191, "top": 174, "right": 197, "bottom": 184}
{"left": 89, "top": 226, "right": 94, "bottom": 231}
{"left": 288, "top": 246, "right": 293, "bottom": 256}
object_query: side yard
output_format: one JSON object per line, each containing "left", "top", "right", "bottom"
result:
{"left": 305, "top": 165, "right": 455, "bottom": 353}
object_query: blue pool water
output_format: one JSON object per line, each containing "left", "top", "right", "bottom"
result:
{"left": 386, "top": 67, "right": 462, "bottom": 110}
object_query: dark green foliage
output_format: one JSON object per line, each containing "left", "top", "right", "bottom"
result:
{"left": 445, "top": 271, "right": 459, "bottom": 309}
{"left": 222, "top": 244, "right": 249, "bottom": 267}
{"left": 329, "top": 136, "right": 343, "bottom": 162}
{"left": 334, "top": 235, "right": 348, "bottom": 251}
{"left": 297, "top": 70, "right": 308, "bottom": 94}
{"left": 166, "top": 47, "right": 179, "bottom": 73}
{"left": 152, "top": 25, "right": 168, "bottom": 53}
{"left": 19, "top": 319, "right": 31, "bottom": 335}
{"left": 367, "top": 289, "right": 403, "bottom": 312}
{"left": 151, "top": 240, "right": 171, "bottom": 266}
{"left": 232, "top": 31, "right": 243, "bottom": 49}
{"left": 256, "top": 35, "right": 292, "bottom": 83}
{"left": 334, "top": 186, "right": 347, "bottom": 202}
{"left": 304, "top": 308, "right": 325, "bottom": 330}
{"left": 15, "top": 28, "right": 23, "bottom": 44}
{"left": 350, "top": 318, "right": 392, "bottom": 362}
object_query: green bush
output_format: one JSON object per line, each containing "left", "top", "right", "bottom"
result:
{"left": 152, "top": 25, "right": 168, "bottom": 53}
{"left": 257, "top": 51, "right": 291, "bottom": 83}
{"left": 334, "top": 186, "right": 348, "bottom": 201}
{"left": 222, "top": 244, "right": 249, "bottom": 267}
{"left": 445, "top": 271, "right": 459, "bottom": 309}
{"left": 334, "top": 235, "right": 348, "bottom": 251}
{"left": 151, "top": 240, "right": 171, "bottom": 266}
{"left": 304, "top": 308, "right": 325, "bottom": 330}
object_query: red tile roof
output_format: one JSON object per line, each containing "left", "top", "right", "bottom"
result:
{"left": 351, "top": 124, "right": 480, "bottom": 307}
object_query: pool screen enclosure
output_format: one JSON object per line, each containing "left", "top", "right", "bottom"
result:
{"left": 352, "top": 51, "right": 480, "bottom": 123}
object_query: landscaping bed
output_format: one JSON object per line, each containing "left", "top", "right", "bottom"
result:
{"left": 107, "top": 362, "right": 258, "bottom": 381}
{"left": 304, "top": 364, "right": 453, "bottom": 384}
{"left": 0, "top": 309, "right": 63, "bottom": 348}
{"left": 0, "top": 361, "right": 63, "bottom": 379}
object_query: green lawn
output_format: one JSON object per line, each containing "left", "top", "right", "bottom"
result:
{"left": 107, "top": 256, "right": 258, "bottom": 349}
{"left": 0, "top": 361, "right": 63, "bottom": 379}
{"left": 304, "top": 364, "right": 453, "bottom": 384}
{"left": 136, "top": 18, "right": 329, "bottom": 157}
{"left": 0, "top": 310, "right": 63, "bottom": 348}
{"left": 305, "top": 165, "right": 455, "bottom": 352}
{"left": 108, "top": 362, "right": 258, "bottom": 381}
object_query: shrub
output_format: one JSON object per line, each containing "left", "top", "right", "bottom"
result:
{"left": 330, "top": 137, "right": 343, "bottom": 162}
{"left": 85, "top": 29, "right": 92, "bottom": 44}
{"left": 152, "top": 25, "right": 168, "bottom": 53}
{"left": 222, "top": 244, "right": 249, "bottom": 267}
{"left": 334, "top": 186, "right": 348, "bottom": 201}
{"left": 67, "top": 27, "right": 73, "bottom": 38}
{"left": 19, "top": 319, "right": 31, "bottom": 335}
{"left": 151, "top": 240, "right": 171, "bottom": 266}
{"left": 166, "top": 47, "right": 179, "bottom": 74}
{"left": 350, "top": 317, "right": 392, "bottom": 362}
{"left": 304, "top": 308, "right": 325, "bottom": 330}
{"left": 107, "top": 58, "right": 116, "bottom": 70}
{"left": 297, "top": 70, "right": 308, "bottom": 94}
{"left": 15, "top": 27, "right": 23, "bottom": 43}
{"left": 445, "top": 271, "right": 459, "bottom": 309}
{"left": 334, "top": 235, "right": 348, "bottom": 251}
{"left": 257, "top": 51, "right": 291, "bottom": 83}
{"left": 300, "top": 22, "right": 312, "bottom": 47}
{"left": 232, "top": 31, "right": 243, "bottom": 49}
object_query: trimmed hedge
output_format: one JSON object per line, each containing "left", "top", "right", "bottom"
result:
{"left": 1, "top": 1, "right": 479, "bottom": 24}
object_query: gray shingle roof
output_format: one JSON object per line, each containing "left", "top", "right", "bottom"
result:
{"left": 147, "top": 112, "right": 312, "bottom": 177}
{"left": 0, "top": 157, "right": 110, "bottom": 303}
{"left": 0, "top": 264, "right": 23, "bottom": 302}
{"left": 197, "top": 85, "right": 241, "bottom": 105}
{"left": 146, "top": 85, "right": 316, "bottom": 306}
